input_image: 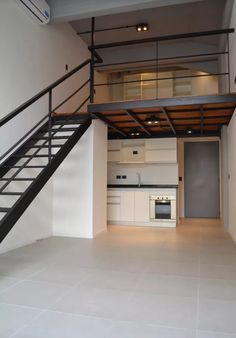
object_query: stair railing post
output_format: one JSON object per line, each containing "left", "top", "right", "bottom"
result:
{"left": 48, "top": 89, "right": 52, "bottom": 162}
{"left": 90, "top": 17, "right": 95, "bottom": 103}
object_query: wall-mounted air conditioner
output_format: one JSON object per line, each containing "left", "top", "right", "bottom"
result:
{"left": 16, "top": 0, "right": 50, "bottom": 25}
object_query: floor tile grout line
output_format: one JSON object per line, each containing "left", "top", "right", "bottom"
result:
{"left": 9, "top": 309, "right": 46, "bottom": 338}
{"left": 0, "top": 265, "right": 67, "bottom": 297}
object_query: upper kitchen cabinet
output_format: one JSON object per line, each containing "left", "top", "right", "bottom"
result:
{"left": 145, "top": 138, "right": 177, "bottom": 163}
{"left": 120, "top": 140, "right": 145, "bottom": 164}
{"left": 108, "top": 140, "right": 122, "bottom": 162}
{"left": 107, "top": 138, "right": 177, "bottom": 164}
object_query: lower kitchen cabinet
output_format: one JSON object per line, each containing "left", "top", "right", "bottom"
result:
{"left": 134, "top": 191, "right": 150, "bottom": 222}
{"left": 120, "top": 191, "right": 135, "bottom": 221}
{"left": 107, "top": 203, "right": 120, "bottom": 221}
{"left": 107, "top": 188, "right": 177, "bottom": 227}
{"left": 107, "top": 190, "right": 150, "bottom": 222}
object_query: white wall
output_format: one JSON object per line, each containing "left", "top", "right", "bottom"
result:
{"left": 221, "top": 125, "right": 229, "bottom": 231}
{"left": 229, "top": 0, "right": 236, "bottom": 93}
{"left": 0, "top": 178, "right": 53, "bottom": 254}
{"left": 0, "top": 1, "right": 91, "bottom": 252}
{"left": 0, "top": 1, "right": 90, "bottom": 158}
{"left": 108, "top": 163, "right": 178, "bottom": 185}
{"left": 228, "top": 113, "right": 236, "bottom": 241}
{"left": 49, "top": 0, "right": 203, "bottom": 21}
{"left": 53, "top": 120, "right": 107, "bottom": 238}
{"left": 227, "top": 0, "right": 236, "bottom": 241}
{"left": 92, "top": 120, "right": 108, "bottom": 236}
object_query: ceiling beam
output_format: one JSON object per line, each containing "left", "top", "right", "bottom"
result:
{"left": 102, "top": 107, "right": 234, "bottom": 117}
{"left": 106, "top": 115, "right": 232, "bottom": 123}
{"left": 108, "top": 131, "right": 220, "bottom": 139}
{"left": 161, "top": 108, "right": 176, "bottom": 135}
{"left": 92, "top": 112, "right": 127, "bottom": 137}
{"left": 88, "top": 94, "right": 236, "bottom": 113}
{"left": 126, "top": 110, "right": 152, "bottom": 136}
{"left": 114, "top": 121, "right": 228, "bottom": 127}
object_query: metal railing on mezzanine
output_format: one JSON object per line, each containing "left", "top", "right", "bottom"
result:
{"left": 89, "top": 28, "right": 235, "bottom": 101}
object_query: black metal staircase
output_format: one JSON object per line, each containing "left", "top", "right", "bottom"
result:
{"left": 0, "top": 59, "right": 92, "bottom": 243}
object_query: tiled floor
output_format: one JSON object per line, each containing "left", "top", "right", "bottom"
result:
{"left": 1, "top": 219, "right": 236, "bottom": 337}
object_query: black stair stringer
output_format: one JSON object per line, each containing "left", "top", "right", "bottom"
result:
{"left": 0, "top": 117, "right": 91, "bottom": 243}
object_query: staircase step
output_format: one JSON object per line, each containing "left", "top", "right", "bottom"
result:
{"left": 2, "top": 165, "right": 46, "bottom": 169}
{"left": 0, "top": 192, "right": 22, "bottom": 196}
{"left": 53, "top": 121, "right": 82, "bottom": 125}
{"left": 32, "top": 136, "right": 69, "bottom": 140}
{"left": 23, "top": 145, "right": 63, "bottom": 149}
{"left": 13, "top": 155, "right": 54, "bottom": 158}
{"left": 40, "top": 128, "right": 77, "bottom": 133}
{"left": 0, "top": 207, "right": 10, "bottom": 213}
{"left": 0, "top": 178, "right": 34, "bottom": 182}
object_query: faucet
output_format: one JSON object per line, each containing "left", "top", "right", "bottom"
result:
{"left": 137, "top": 172, "right": 141, "bottom": 188}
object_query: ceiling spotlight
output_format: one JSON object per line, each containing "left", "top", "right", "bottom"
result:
{"left": 145, "top": 115, "right": 160, "bottom": 125}
{"left": 186, "top": 128, "right": 193, "bottom": 135}
{"left": 130, "top": 129, "right": 141, "bottom": 136}
{"left": 136, "top": 23, "right": 149, "bottom": 32}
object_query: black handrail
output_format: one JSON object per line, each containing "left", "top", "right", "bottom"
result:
{"left": 0, "top": 58, "right": 91, "bottom": 128}
{"left": 91, "top": 28, "right": 234, "bottom": 50}
{"left": 53, "top": 78, "right": 90, "bottom": 112}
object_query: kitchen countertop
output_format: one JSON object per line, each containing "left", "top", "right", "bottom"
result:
{"left": 107, "top": 184, "right": 178, "bottom": 189}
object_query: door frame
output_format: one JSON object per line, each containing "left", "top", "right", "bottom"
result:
{"left": 177, "top": 137, "right": 221, "bottom": 219}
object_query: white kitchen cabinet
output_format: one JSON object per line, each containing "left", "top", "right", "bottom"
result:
{"left": 134, "top": 191, "right": 150, "bottom": 222}
{"left": 145, "top": 138, "right": 177, "bottom": 150}
{"left": 145, "top": 149, "right": 177, "bottom": 163}
{"left": 120, "top": 191, "right": 135, "bottom": 221}
{"left": 108, "top": 140, "right": 122, "bottom": 150}
{"left": 107, "top": 203, "right": 121, "bottom": 221}
{"left": 108, "top": 140, "right": 122, "bottom": 163}
{"left": 145, "top": 138, "right": 177, "bottom": 163}
{"left": 107, "top": 190, "right": 121, "bottom": 221}
{"left": 108, "top": 149, "right": 121, "bottom": 162}
{"left": 108, "top": 138, "right": 177, "bottom": 164}
{"left": 121, "top": 146, "right": 145, "bottom": 163}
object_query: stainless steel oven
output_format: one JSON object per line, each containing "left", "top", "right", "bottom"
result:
{"left": 149, "top": 195, "right": 176, "bottom": 221}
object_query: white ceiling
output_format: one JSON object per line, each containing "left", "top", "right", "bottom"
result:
{"left": 47, "top": 0, "right": 204, "bottom": 22}
{"left": 47, "top": 0, "right": 233, "bottom": 74}
{"left": 71, "top": 0, "right": 228, "bottom": 46}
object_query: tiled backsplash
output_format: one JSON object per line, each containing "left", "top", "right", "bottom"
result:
{"left": 108, "top": 162, "right": 178, "bottom": 185}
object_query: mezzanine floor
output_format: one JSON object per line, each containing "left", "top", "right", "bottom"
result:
{"left": 0, "top": 219, "right": 236, "bottom": 338}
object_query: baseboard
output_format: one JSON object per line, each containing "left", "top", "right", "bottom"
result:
{"left": 53, "top": 232, "right": 93, "bottom": 239}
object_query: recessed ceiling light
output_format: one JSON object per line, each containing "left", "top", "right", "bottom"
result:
{"left": 187, "top": 129, "right": 193, "bottom": 134}
{"left": 136, "top": 23, "right": 149, "bottom": 32}
{"left": 145, "top": 115, "right": 160, "bottom": 125}
{"left": 130, "top": 129, "right": 141, "bottom": 136}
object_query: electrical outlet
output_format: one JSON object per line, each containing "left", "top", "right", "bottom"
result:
{"left": 122, "top": 175, "right": 127, "bottom": 179}
{"left": 116, "top": 175, "right": 121, "bottom": 179}
{"left": 65, "top": 64, "right": 68, "bottom": 71}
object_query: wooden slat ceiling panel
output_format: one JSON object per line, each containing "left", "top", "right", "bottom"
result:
{"left": 90, "top": 95, "right": 236, "bottom": 138}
